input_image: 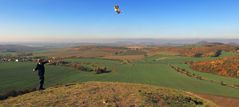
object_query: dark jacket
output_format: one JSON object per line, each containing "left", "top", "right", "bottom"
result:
{"left": 34, "top": 61, "right": 49, "bottom": 76}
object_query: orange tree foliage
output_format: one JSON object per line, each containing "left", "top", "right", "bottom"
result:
{"left": 179, "top": 44, "right": 238, "bottom": 57}
{"left": 150, "top": 44, "right": 238, "bottom": 57}
{"left": 190, "top": 56, "right": 239, "bottom": 78}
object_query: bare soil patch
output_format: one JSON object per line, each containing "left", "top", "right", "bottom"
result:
{"left": 197, "top": 93, "right": 239, "bottom": 107}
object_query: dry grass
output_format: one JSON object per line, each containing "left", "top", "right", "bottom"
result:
{"left": 197, "top": 93, "right": 239, "bottom": 107}
{"left": 1, "top": 82, "right": 217, "bottom": 107}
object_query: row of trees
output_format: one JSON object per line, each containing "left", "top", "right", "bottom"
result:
{"left": 49, "top": 59, "right": 112, "bottom": 74}
{"left": 69, "top": 63, "right": 111, "bottom": 74}
{"left": 171, "top": 65, "right": 239, "bottom": 89}
{"left": 170, "top": 65, "right": 205, "bottom": 80}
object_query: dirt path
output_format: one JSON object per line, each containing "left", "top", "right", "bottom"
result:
{"left": 196, "top": 93, "right": 239, "bottom": 107}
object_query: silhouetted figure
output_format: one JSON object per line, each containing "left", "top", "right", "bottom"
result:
{"left": 33, "top": 59, "right": 50, "bottom": 90}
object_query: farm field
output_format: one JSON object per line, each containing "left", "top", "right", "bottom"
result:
{"left": 1, "top": 51, "right": 239, "bottom": 99}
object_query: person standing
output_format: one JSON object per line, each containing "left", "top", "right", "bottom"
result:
{"left": 33, "top": 59, "right": 50, "bottom": 90}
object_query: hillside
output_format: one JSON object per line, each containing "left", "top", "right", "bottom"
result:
{"left": 190, "top": 56, "right": 239, "bottom": 79}
{"left": 150, "top": 44, "right": 238, "bottom": 57}
{"left": 0, "top": 82, "right": 216, "bottom": 107}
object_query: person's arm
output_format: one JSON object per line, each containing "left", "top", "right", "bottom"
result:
{"left": 33, "top": 64, "right": 39, "bottom": 71}
{"left": 42, "top": 60, "right": 50, "bottom": 65}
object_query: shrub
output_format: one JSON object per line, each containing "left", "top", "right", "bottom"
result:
{"left": 0, "top": 88, "right": 36, "bottom": 100}
{"left": 194, "top": 53, "right": 203, "bottom": 57}
{"left": 220, "top": 81, "right": 227, "bottom": 86}
{"left": 95, "top": 67, "right": 111, "bottom": 74}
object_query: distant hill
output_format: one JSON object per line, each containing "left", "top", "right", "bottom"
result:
{"left": 0, "top": 45, "right": 44, "bottom": 52}
{"left": 196, "top": 41, "right": 225, "bottom": 45}
{"left": 2, "top": 39, "right": 239, "bottom": 48}
{"left": 0, "top": 82, "right": 216, "bottom": 107}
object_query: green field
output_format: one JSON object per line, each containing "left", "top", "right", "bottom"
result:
{"left": 1, "top": 52, "right": 239, "bottom": 99}
{"left": 0, "top": 51, "right": 17, "bottom": 56}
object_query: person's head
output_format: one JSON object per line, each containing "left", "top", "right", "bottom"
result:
{"left": 38, "top": 59, "right": 43, "bottom": 63}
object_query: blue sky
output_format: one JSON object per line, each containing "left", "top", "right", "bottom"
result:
{"left": 0, "top": 0, "right": 239, "bottom": 41}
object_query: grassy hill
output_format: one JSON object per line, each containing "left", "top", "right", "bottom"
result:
{"left": 1, "top": 46, "right": 239, "bottom": 106}
{"left": 0, "top": 82, "right": 216, "bottom": 107}
{"left": 0, "top": 62, "right": 81, "bottom": 94}
{"left": 1, "top": 54, "right": 239, "bottom": 99}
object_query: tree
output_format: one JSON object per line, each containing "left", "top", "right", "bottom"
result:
{"left": 194, "top": 53, "right": 203, "bottom": 57}
{"left": 213, "top": 50, "right": 222, "bottom": 57}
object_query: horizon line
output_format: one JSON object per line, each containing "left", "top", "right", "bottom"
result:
{"left": 1, "top": 37, "right": 239, "bottom": 44}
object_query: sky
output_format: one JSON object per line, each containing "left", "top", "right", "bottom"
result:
{"left": 0, "top": 0, "right": 239, "bottom": 42}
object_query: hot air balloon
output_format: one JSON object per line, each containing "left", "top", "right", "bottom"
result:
{"left": 114, "top": 5, "right": 121, "bottom": 14}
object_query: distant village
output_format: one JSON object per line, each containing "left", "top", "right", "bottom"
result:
{"left": 0, "top": 53, "right": 40, "bottom": 63}
{"left": 0, "top": 56, "right": 32, "bottom": 62}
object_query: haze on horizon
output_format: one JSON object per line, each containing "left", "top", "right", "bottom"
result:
{"left": 0, "top": 0, "right": 239, "bottom": 42}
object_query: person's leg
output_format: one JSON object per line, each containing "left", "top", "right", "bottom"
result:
{"left": 39, "top": 75, "right": 45, "bottom": 90}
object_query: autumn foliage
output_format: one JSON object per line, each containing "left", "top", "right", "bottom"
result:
{"left": 149, "top": 44, "right": 238, "bottom": 57}
{"left": 190, "top": 56, "right": 239, "bottom": 79}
